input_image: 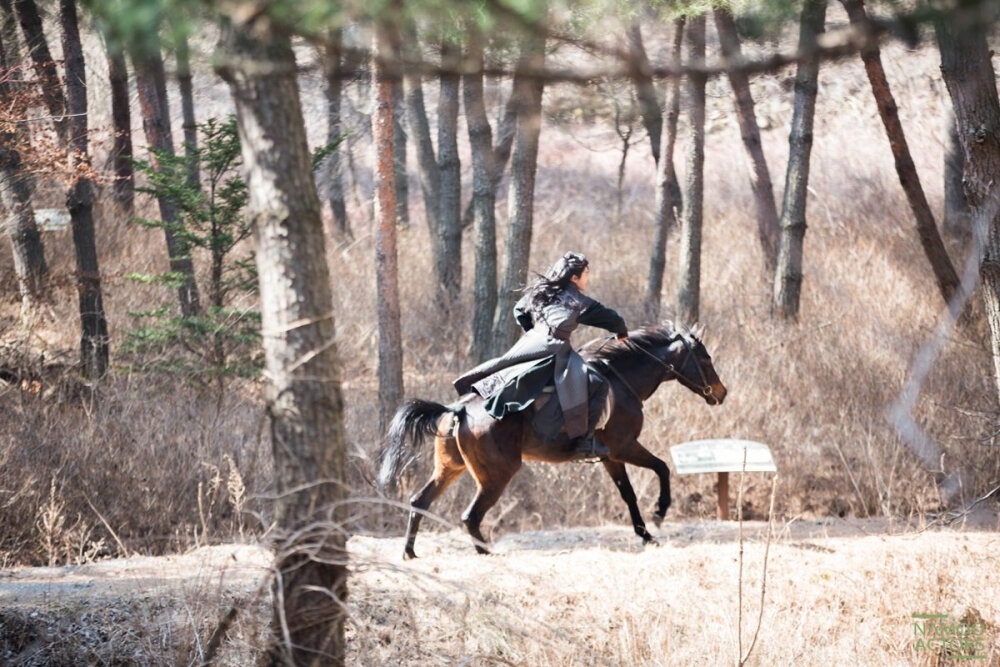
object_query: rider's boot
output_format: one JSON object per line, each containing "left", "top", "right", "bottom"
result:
{"left": 570, "top": 433, "right": 610, "bottom": 462}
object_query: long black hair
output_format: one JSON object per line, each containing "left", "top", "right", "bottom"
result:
{"left": 525, "top": 252, "right": 588, "bottom": 310}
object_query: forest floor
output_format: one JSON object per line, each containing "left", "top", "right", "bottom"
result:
{"left": 1, "top": 509, "right": 998, "bottom": 665}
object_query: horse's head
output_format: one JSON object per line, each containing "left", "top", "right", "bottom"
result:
{"left": 666, "top": 329, "right": 727, "bottom": 405}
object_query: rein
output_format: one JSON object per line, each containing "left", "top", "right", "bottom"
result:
{"left": 593, "top": 335, "right": 715, "bottom": 404}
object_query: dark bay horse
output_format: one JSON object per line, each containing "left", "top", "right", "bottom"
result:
{"left": 377, "top": 323, "right": 727, "bottom": 559}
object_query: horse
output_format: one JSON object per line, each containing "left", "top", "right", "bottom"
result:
{"left": 376, "top": 323, "right": 727, "bottom": 559}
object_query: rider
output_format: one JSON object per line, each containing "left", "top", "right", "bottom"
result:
{"left": 454, "top": 252, "right": 628, "bottom": 460}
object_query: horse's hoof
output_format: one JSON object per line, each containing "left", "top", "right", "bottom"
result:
{"left": 403, "top": 550, "right": 418, "bottom": 560}
{"left": 644, "top": 537, "right": 661, "bottom": 547}
{"left": 652, "top": 513, "right": 665, "bottom": 529}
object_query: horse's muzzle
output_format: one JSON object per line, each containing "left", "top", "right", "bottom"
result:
{"left": 704, "top": 383, "right": 727, "bottom": 405}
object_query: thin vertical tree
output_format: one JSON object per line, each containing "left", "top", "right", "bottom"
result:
{"left": 645, "top": 16, "right": 684, "bottom": 322}
{"left": 627, "top": 21, "right": 661, "bottom": 164}
{"left": 437, "top": 36, "right": 462, "bottom": 308}
{"left": 13, "top": 0, "right": 66, "bottom": 142}
{"left": 373, "top": 17, "right": 405, "bottom": 433}
{"left": 131, "top": 36, "right": 201, "bottom": 316}
{"left": 219, "top": 14, "right": 348, "bottom": 665}
{"left": 174, "top": 26, "right": 199, "bottom": 189}
{"left": 392, "top": 79, "right": 409, "bottom": 227}
{"left": 773, "top": 0, "right": 826, "bottom": 320}
{"left": 461, "top": 83, "right": 518, "bottom": 228}
{"left": 60, "top": 0, "right": 108, "bottom": 378}
{"left": 493, "top": 19, "right": 546, "bottom": 354}
{"left": 676, "top": 15, "right": 707, "bottom": 328}
{"left": 464, "top": 25, "right": 497, "bottom": 362}
{"left": 401, "top": 23, "right": 440, "bottom": 236}
{"left": 935, "top": 11, "right": 1000, "bottom": 404}
{"left": 323, "top": 28, "right": 350, "bottom": 239}
{"left": 103, "top": 35, "right": 134, "bottom": 214}
{"left": 943, "top": 107, "right": 970, "bottom": 240}
{"left": 842, "top": 0, "right": 961, "bottom": 314}
{"left": 0, "top": 5, "right": 46, "bottom": 314}
{"left": 715, "top": 6, "right": 780, "bottom": 271}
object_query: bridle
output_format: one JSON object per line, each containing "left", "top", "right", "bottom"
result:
{"left": 595, "top": 334, "right": 716, "bottom": 404}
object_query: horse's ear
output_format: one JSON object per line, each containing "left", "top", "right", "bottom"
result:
{"left": 691, "top": 322, "right": 706, "bottom": 339}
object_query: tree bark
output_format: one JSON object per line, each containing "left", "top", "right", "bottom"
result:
{"left": 373, "top": 20, "right": 405, "bottom": 433}
{"left": 104, "top": 36, "right": 134, "bottom": 215}
{"left": 773, "top": 0, "right": 826, "bottom": 321}
{"left": 131, "top": 40, "right": 201, "bottom": 317}
{"left": 13, "top": 0, "right": 66, "bottom": 143}
{"left": 493, "top": 23, "right": 546, "bottom": 355}
{"left": 60, "top": 0, "right": 108, "bottom": 378}
{"left": 627, "top": 22, "right": 661, "bottom": 164}
{"left": 219, "top": 19, "right": 348, "bottom": 666}
{"left": 392, "top": 79, "right": 409, "bottom": 227}
{"left": 0, "top": 12, "right": 47, "bottom": 313}
{"left": 715, "top": 7, "right": 780, "bottom": 271}
{"left": 464, "top": 28, "right": 497, "bottom": 362}
{"left": 644, "top": 17, "right": 684, "bottom": 323}
{"left": 943, "top": 106, "right": 970, "bottom": 240}
{"left": 174, "top": 28, "right": 200, "bottom": 189}
{"left": 323, "top": 29, "right": 350, "bottom": 239}
{"left": 842, "top": 0, "right": 961, "bottom": 316}
{"left": 436, "top": 37, "right": 462, "bottom": 307}
{"left": 676, "top": 16, "right": 707, "bottom": 328}
{"left": 401, "top": 25, "right": 440, "bottom": 237}
{"left": 461, "top": 87, "right": 517, "bottom": 229}
{"left": 935, "top": 13, "right": 1000, "bottom": 404}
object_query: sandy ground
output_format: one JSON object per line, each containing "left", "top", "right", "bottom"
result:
{"left": 1, "top": 511, "right": 999, "bottom": 665}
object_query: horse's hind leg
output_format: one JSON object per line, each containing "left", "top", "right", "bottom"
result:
{"left": 404, "top": 450, "right": 464, "bottom": 560}
{"left": 602, "top": 459, "right": 658, "bottom": 545}
{"left": 461, "top": 474, "right": 515, "bottom": 555}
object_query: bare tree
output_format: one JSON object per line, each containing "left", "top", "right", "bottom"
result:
{"left": 401, "top": 24, "right": 440, "bottom": 235}
{"left": 676, "top": 15, "right": 707, "bottom": 328}
{"left": 219, "top": 15, "right": 348, "bottom": 666}
{"left": 493, "top": 22, "right": 546, "bottom": 354}
{"left": 715, "top": 7, "right": 780, "bottom": 271}
{"left": 842, "top": 0, "right": 961, "bottom": 314}
{"left": 943, "top": 107, "right": 970, "bottom": 240}
{"left": 60, "top": 0, "right": 108, "bottom": 378}
{"left": 935, "top": 11, "right": 1000, "bottom": 404}
{"left": 323, "top": 29, "right": 350, "bottom": 239}
{"left": 645, "top": 16, "right": 684, "bottom": 323}
{"left": 464, "top": 26, "right": 497, "bottom": 362}
{"left": 173, "top": 27, "right": 199, "bottom": 189}
{"left": 627, "top": 21, "right": 660, "bottom": 163}
{"left": 130, "top": 38, "right": 201, "bottom": 317}
{"left": 437, "top": 37, "right": 462, "bottom": 305}
{"left": 461, "top": 83, "right": 517, "bottom": 229}
{"left": 12, "top": 0, "right": 66, "bottom": 142}
{"left": 103, "top": 36, "right": 134, "bottom": 215}
{"left": 0, "top": 6, "right": 46, "bottom": 314}
{"left": 773, "top": 0, "right": 826, "bottom": 320}
{"left": 373, "top": 19, "right": 405, "bottom": 433}
{"left": 392, "top": 80, "right": 409, "bottom": 227}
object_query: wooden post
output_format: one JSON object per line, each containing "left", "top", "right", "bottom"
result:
{"left": 717, "top": 471, "right": 729, "bottom": 520}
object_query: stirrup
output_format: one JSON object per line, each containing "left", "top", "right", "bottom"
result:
{"left": 571, "top": 436, "right": 609, "bottom": 462}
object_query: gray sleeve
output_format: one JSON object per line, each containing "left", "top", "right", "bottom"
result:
{"left": 514, "top": 294, "right": 534, "bottom": 332}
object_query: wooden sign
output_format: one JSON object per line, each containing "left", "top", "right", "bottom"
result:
{"left": 670, "top": 439, "right": 777, "bottom": 520}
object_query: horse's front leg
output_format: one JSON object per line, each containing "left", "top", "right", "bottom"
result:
{"left": 611, "top": 439, "right": 671, "bottom": 528}
{"left": 601, "top": 459, "right": 658, "bottom": 545}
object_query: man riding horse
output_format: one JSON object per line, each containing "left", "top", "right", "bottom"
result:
{"left": 454, "top": 252, "right": 628, "bottom": 461}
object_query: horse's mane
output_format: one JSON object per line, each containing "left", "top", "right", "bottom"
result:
{"left": 583, "top": 322, "right": 684, "bottom": 366}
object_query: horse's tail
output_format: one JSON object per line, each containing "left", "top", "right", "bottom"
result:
{"left": 377, "top": 399, "right": 461, "bottom": 492}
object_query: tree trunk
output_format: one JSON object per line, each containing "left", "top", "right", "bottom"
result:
{"left": 644, "top": 17, "right": 684, "bottom": 323}
{"left": 676, "top": 16, "right": 707, "bottom": 328}
{"left": 436, "top": 37, "right": 462, "bottom": 308}
{"left": 219, "top": 20, "right": 348, "bottom": 666}
{"left": 627, "top": 22, "right": 662, "bottom": 164}
{"left": 60, "top": 0, "right": 108, "bottom": 378}
{"left": 461, "top": 88, "right": 517, "bottom": 229}
{"left": 935, "top": 14, "right": 1000, "bottom": 404}
{"left": 104, "top": 36, "right": 134, "bottom": 215}
{"left": 323, "top": 29, "right": 350, "bottom": 239}
{"left": 131, "top": 41, "right": 201, "bottom": 317}
{"left": 401, "top": 25, "right": 440, "bottom": 236}
{"left": 715, "top": 7, "right": 780, "bottom": 271}
{"left": 0, "top": 4, "right": 46, "bottom": 314}
{"left": 773, "top": 0, "right": 826, "bottom": 321}
{"left": 842, "top": 0, "right": 961, "bottom": 316}
{"left": 175, "top": 29, "right": 200, "bottom": 189}
{"left": 373, "top": 21, "right": 405, "bottom": 433}
{"left": 392, "top": 79, "right": 409, "bottom": 227}
{"left": 13, "top": 0, "right": 66, "bottom": 143}
{"left": 943, "top": 106, "right": 970, "bottom": 240}
{"left": 464, "top": 28, "right": 497, "bottom": 362}
{"left": 493, "top": 23, "right": 546, "bottom": 355}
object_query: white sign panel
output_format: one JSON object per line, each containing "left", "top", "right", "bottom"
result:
{"left": 670, "top": 439, "right": 777, "bottom": 475}
{"left": 35, "top": 208, "right": 70, "bottom": 232}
